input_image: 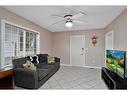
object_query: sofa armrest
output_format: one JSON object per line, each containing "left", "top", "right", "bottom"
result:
{"left": 54, "top": 57, "right": 60, "bottom": 68}
{"left": 13, "top": 68, "right": 38, "bottom": 89}
{"left": 14, "top": 68, "right": 37, "bottom": 77}
{"left": 54, "top": 57, "right": 60, "bottom": 63}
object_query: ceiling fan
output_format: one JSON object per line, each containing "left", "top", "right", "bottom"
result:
{"left": 51, "top": 11, "right": 88, "bottom": 28}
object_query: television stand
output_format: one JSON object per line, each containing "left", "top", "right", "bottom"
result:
{"left": 102, "top": 67, "right": 127, "bottom": 89}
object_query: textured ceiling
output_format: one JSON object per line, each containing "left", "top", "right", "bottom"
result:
{"left": 4, "top": 6, "right": 126, "bottom": 32}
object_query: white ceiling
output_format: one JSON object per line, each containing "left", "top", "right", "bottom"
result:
{"left": 4, "top": 6, "right": 126, "bottom": 32}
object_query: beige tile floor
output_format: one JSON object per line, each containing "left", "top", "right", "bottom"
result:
{"left": 15, "top": 66, "right": 108, "bottom": 90}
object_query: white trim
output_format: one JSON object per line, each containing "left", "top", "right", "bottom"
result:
{"left": 105, "top": 30, "right": 114, "bottom": 50}
{"left": 1, "top": 20, "right": 5, "bottom": 69}
{"left": 70, "top": 35, "right": 85, "bottom": 67}
{"left": 70, "top": 36, "right": 71, "bottom": 66}
{"left": 60, "top": 64, "right": 71, "bottom": 66}
{"left": 105, "top": 30, "right": 114, "bottom": 67}
{"left": 1, "top": 19, "right": 40, "bottom": 34}
{"left": 83, "top": 35, "right": 85, "bottom": 67}
{"left": 60, "top": 63, "right": 101, "bottom": 69}
{"left": 1, "top": 64, "right": 13, "bottom": 69}
{"left": 83, "top": 66, "right": 101, "bottom": 69}
{"left": 37, "top": 33, "right": 40, "bottom": 54}
{"left": 23, "top": 30, "right": 26, "bottom": 57}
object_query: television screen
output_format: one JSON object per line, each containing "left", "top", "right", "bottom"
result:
{"left": 106, "top": 50, "right": 126, "bottom": 79}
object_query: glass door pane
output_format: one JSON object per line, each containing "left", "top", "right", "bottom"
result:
{"left": 29, "top": 32, "right": 34, "bottom": 52}
{"left": 18, "top": 28, "right": 24, "bottom": 57}
{"left": 26, "top": 31, "right": 29, "bottom": 52}
{"left": 12, "top": 26, "right": 18, "bottom": 58}
{"left": 34, "top": 34, "right": 37, "bottom": 54}
{"left": 4, "top": 24, "right": 12, "bottom": 67}
{"left": 25, "top": 31, "right": 36, "bottom": 56}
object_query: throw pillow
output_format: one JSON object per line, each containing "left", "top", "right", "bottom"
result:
{"left": 47, "top": 55, "right": 55, "bottom": 64}
{"left": 27, "top": 55, "right": 39, "bottom": 66}
{"left": 27, "top": 56, "right": 33, "bottom": 61}
{"left": 32, "top": 55, "right": 39, "bottom": 64}
{"left": 23, "top": 60, "right": 36, "bottom": 71}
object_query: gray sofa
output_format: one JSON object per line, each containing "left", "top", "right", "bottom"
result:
{"left": 12, "top": 54, "right": 60, "bottom": 89}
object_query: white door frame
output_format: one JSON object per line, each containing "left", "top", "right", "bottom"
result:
{"left": 105, "top": 30, "right": 114, "bottom": 50}
{"left": 105, "top": 30, "right": 114, "bottom": 67}
{"left": 70, "top": 35, "right": 85, "bottom": 67}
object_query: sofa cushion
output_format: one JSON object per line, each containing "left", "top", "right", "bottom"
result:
{"left": 38, "top": 69, "right": 50, "bottom": 81}
{"left": 37, "top": 54, "right": 48, "bottom": 64}
{"left": 37, "top": 64, "right": 56, "bottom": 71}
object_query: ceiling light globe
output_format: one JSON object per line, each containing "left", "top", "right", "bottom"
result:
{"left": 65, "top": 21, "right": 73, "bottom": 27}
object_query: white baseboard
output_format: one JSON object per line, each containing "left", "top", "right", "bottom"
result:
{"left": 60, "top": 64, "right": 101, "bottom": 69}
{"left": 83, "top": 66, "right": 101, "bottom": 69}
{"left": 60, "top": 64, "right": 71, "bottom": 66}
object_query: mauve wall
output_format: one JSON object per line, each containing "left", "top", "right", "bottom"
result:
{"left": 104, "top": 8, "right": 127, "bottom": 76}
{"left": 105, "top": 8, "right": 127, "bottom": 51}
{"left": 0, "top": 7, "right": 52, "bottom": 54}
{"left": 52, "top": 29, "right": 105, "bottom": 68}
{"left": 52, "top": 8, "right": 127, "bottom": 68}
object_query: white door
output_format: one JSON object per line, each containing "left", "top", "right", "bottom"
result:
{"left": 70, "top": 35, "right": 85, "bottom": 67}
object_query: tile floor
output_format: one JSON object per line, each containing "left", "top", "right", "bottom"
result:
{"left": 15, "top": 66, "right": 108, "bottom": 90}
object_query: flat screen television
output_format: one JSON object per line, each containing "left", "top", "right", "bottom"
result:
{"left": 106, "top": 50, "right": 126, "bottom": 79}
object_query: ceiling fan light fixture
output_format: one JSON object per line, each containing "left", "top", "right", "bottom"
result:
{"left": 65, "top": 21, "right": 73, "bottom": 27}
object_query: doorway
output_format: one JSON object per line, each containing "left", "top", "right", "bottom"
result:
{"left": 105, "top": 30, "right": 114, "bottom": 64}
{"left": 70, "top": 35, "right": 85, "bottom": 67}
{"left": 105, "top": 30, "right": 114, "bottom": 50}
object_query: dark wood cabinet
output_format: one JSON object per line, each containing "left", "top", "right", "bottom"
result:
{"left": 0, "top": 69, "right": 13, "bottom": 89}
{"left": 102, "top": 67, "right": 127, "bottom": 89}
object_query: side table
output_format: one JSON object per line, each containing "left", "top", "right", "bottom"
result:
{"left": 0, "top": 69, "right": 13, "bottom": 89}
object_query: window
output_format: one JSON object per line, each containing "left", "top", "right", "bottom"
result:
{"left": 25, "top": 31, "right": 37, "bottom": 55}
{"left": 4, "top": 24, "right": 12, "bottom": 66}
{"left": 19, "top": 29, "right": 24, "bottom": 52}
{"left": 0, "top": 20, "right": 40, "bottom": 69}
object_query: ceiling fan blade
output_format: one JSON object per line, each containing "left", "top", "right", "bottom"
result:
{"left": 73, "top": 20, "right": 88, "bottom": 25}
{"left": 67, "top": 8, "right": 77, "bottom": 15}
{"left": 51, "top": 14, "right": 64, "bottom": 19}
{"left": 51, "top": 19, "right": 65, "bottom": 26}
{"left": 71, "top": 12, "right": 86, "bottom": 19}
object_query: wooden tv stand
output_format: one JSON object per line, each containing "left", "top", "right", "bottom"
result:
{"left": 102, "top": 67, "right": 127, "bottom": 89}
